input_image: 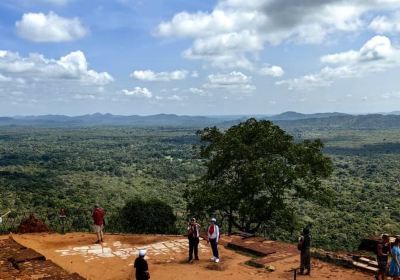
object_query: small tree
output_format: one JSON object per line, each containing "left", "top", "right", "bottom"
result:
{"left": 186, "top": 118, "right": 333, "bottom": 234}
{"left": 119, "top": 198, "right": 177, "bottom": 234}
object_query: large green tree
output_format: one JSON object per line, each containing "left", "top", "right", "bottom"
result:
{"left": 186, "top": 118, "right": 333, "bottom": 234}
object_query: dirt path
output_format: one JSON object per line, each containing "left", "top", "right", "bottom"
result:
{"left": 12, "top": 233, "right": 370, "bottom": 280}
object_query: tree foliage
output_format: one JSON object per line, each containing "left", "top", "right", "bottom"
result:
{"left": 2, "top": 124, "right": 400, "bottom": 251}
{"left": 119, "top": 197, "right": 177, "bottom": 234}
{"left": 186, "top": 118, "right": 333, "bottom": 233}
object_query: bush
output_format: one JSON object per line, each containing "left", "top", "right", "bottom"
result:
{"left": 119, "top": 198, "right": 177, "bottom": 234}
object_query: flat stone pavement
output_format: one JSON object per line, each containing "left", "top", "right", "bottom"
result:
{"left": 52, "top": 238, "right": 209, "bottom": 264}
{"left": 0, "top": 237, "right": 84, "bottom": 280}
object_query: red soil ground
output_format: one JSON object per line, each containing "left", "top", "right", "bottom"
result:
{"left": 10, "top": 233, "right": 370, "bottom": 280}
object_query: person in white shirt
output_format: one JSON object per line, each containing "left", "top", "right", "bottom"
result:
{"left": 207, "top": 217, "right": 220, "bottom": 263}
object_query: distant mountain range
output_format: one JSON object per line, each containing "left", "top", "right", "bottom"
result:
{"left": 1, "top": 111, "right": 400, "bottom": 129}
{"left": 266, "top": 111, "right": 350, "bottom": 121}
{"left": 3, "top": 113, "right": 222, "bottom": 127}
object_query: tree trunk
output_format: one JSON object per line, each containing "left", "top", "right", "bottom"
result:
{"left": 228, "top": 211, "right": 233, "bottom": 235}
{"left": 245, "top": 222, "right": 251, "bottom": 233}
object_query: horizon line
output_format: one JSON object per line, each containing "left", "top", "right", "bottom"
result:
{"left": 2, "top": 110, "right": 399, "bottom": 118}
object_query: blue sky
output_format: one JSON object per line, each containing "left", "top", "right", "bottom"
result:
{"left": 1, "top": 0, "right": 400, "bottom": 116}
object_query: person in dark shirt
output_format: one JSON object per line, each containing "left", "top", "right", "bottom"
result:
{"left": 187, "top": 217, "right": 200, "bottom": 263}
{"left": 377, "top": 234, "right": 391, "bottom": 280}
{"left": 134, "top": 249, "right": 150, "bottom": 280}
{"left": 299, "top": 226, "right": 312, "bottom": 275}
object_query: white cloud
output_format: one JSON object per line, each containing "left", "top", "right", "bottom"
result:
{"left": 38, "top": 0, "right": 71, "bottom": 5}
{"left": 0, "top": 74, "right": 12, "bottom": 82}
{"left": 157, "top": 9, "right": 264, "bottom": 38}
{"left": 73, "top": 94, "right": 96, "bottom": 100}
{"left": 277, "top": 35, "right": 400, "bottom": 90}
{"left": 167, "top": 94, "right": 185, "bottom": 101}
{"left": 382, "top": 90, "right": 400, "bottom": 99}
{"left": 130, "top": 70, "right": 188, "bottom": 81}
{"left": 259, "top": 65, "right": 284, "bottom": 77}
{"left": 204, "top": 71, "right": 255, "bottom": 93}
{"left": 276, "top": 66, "right": 355, "bottom": 90}
{"left": 208, "top": 71, "right": 251, "bottom": 85}
{"left": 16, "top": 12, "right": 87, "bottom": 42}
{"left": 182, "top": 30, "right": 262, "bottom": 69}
{"left": 156, "top": 0, "right": 400, "bottom": 69}
{"left": 121, "top": 87, "right": 153, "bottom": 98}
{"left": 58, "top": 51, "right": 114, "bottom": 85}
{"left": 319, "top": 51, "right": 360, "bottom": 64}
{"left": 0, "top": 50, "right": 113, "bottom": 86}
{"left": 369, "top": 13, "right": 400, "bottom": 33}
{"left": 189, "top": 87, "right": 205, "bottom": 94}
{"left": 321, "top": 36, "right": 397, "bottom": 64}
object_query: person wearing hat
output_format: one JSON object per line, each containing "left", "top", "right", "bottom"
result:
{"left": 91, "top": 204, "right": 105, "bottom": 244}
{"left": 187, "top": 217, "right": 200, "bottom": 263}
{"left": 298, "top": 226, "right": 312, "bottom": 275}
{"left": 134, "top": 249, "right": 150, "bottom": 280}
{"left": 377, "top": 234, "right": 391, "bottom": 280}
{"left": 207, "top": 217, "right": 220, "bottom": 263}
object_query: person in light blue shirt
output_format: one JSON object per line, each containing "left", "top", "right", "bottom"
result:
{"left": 390, "top": 237, "right": 400, "bottom": 279}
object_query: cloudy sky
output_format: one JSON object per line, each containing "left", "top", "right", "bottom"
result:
{"left": 1, "top": 0, "right": 400, "bottom": 116}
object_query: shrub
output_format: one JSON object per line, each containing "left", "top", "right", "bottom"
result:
{"left": 119, "top": 197, "right": 177, "bottom": 234}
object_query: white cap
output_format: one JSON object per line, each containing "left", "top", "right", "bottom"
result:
{"left": 139, "top": 249, "right": 146, "bottom": 257}
{"left": 210, "top": 218, "right": 216, "bottom": 223}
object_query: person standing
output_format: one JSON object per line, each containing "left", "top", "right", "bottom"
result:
{"left": 389, "top": 238, "right": 400, "bottom": 280}
{"left": 377, "top": 234, "right": 391, "bottom": 280}
{"left": 187, "top": 217, "right": 200, "bottom": 263}
{"left": 92, "top": 204, "right": 105, "bottom": 244}
{"left": 207, "top": 217, "right": 220, "bottom": 263}
{"left": 298, "top": 226, "right": 311, "bottom": 275}
{"left": 134, "top": 249, "right": 150, "bottom": 280}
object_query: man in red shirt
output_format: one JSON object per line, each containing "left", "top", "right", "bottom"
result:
{"left": 92, "top": 204, "right": 105, "bottom": 244}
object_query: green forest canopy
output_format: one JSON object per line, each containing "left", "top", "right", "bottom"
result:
{"left": 1, "top": 122, "right": 400, "bottom": 251}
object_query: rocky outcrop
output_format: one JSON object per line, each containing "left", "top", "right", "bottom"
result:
{"left": 17, "top": 214, "right": 50, "bottom": 234}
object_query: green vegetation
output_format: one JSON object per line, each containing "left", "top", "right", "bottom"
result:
{"left": 0, "top": 127, "right": 200, "bottom": 213}
{"left": 0, "top": 122, "right": 400, "bottom": 252}
{"left": 186, "top": 119, "right": 332, "bottom": 234}
{"left": 116, "top": 197, "right": 177, "bottom": 234}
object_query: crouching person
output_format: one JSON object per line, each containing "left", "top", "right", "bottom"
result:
{"left": 134, "top": 250, "right": 150, "bottom": 280}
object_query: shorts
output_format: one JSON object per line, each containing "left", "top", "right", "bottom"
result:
{"left": 378, "top": 261, "right": 388, "bottom": 273}
{"left": 93, "top": 224, "right": 104, "bottom": 233}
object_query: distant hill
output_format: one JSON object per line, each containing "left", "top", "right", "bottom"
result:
{"left": 0, "top": 113, "right": 231, "bottom": 128}
{"left": 275, "top": 114, "right": 400, "bottom": 130}
{"left": 267, "top": 111, "right": 350, "bottom": 121}
{"left": 0, "top": 117, "right": 13, "bottom": 122}
{"left": 1, "top": 112, "right": 400, "bottom": 129}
